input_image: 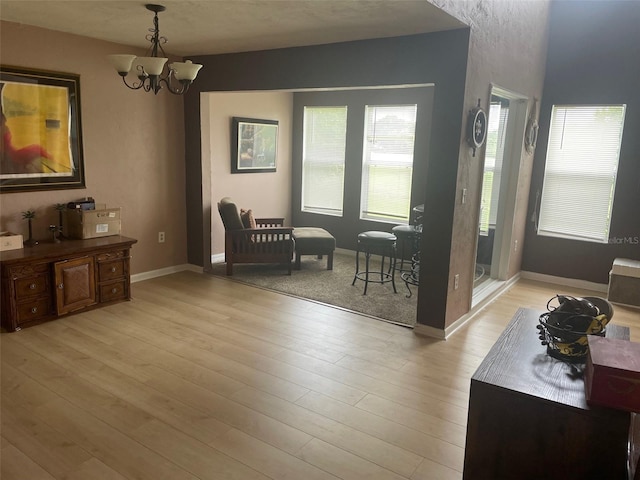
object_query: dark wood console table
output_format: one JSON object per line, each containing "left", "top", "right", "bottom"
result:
{"left": 1, "top": 235, "right": 137, "bottom": 332}
{"left": 463, "top": 307, "right": 635, "bottom": 480}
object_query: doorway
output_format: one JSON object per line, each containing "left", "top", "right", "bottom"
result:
{"left": 473, "top": 86, "right": 527, "bottom": 304}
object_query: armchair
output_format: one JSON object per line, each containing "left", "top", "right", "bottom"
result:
{"left": 217, "top": 197, "right": 294, "bottom": 276}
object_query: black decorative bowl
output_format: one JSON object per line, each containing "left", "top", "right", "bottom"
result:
{"left": 536, "top": 295, "right": 613, "bottom": 363}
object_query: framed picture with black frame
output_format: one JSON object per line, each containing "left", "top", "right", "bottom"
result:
{"left": 1, "top": 65, "right": 86, "bottom": 193}
{"left": 231, "top": 117, "right": 278, "bottom": 173}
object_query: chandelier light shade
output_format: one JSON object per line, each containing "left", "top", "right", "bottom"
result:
{"left": 107, "top": 4, "right": 202, "bottom": 95}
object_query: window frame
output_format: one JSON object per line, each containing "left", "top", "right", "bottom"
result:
{"left": 537, "top": 104, "right": 626, "bottom": 243}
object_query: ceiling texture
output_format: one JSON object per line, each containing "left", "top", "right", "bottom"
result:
{"left": 0, "top": 0, "right": 465, "bottom": 57}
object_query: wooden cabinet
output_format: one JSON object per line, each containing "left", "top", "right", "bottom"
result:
{"left": 54, "top": 256, "right": 97, "bottom": 315}
{"left": 463, "top": 308, "right": 634, "bottom": 480}
{"left": 1, "top": 236, "right": 137, "bottom": 332}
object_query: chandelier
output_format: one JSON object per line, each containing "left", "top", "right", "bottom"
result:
{"left": 107, "top": 4, "right": 202, "bottom": 95}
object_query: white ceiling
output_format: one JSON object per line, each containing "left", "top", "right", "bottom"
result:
{"left": 0, "top": 0, "right": 465, "bottom": 57}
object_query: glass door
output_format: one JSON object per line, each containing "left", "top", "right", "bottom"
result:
{"left": 473, "top": 86, "right": 528, "bottom": 303}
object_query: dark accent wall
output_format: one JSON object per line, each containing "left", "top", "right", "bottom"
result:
{"left": 184, "top": 29, "right": 470, "bottom": 327}
{"left": 522, "top": 1, "right": 640, "bottom": 283}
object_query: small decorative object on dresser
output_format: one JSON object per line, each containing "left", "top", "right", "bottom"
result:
{"left": 21, "top": 209, "right": 38, "bottom": 246}
{"left": 0, "top": 232, "right": 23, "bottom": 251}
{"left": 54, "top": 203, "right": 67, "bottom": 239}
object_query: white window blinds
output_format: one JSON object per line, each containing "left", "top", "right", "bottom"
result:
{"left": 538, "top": 105, "right": 626, "bottom": 243}
{"left": 302, "top": 106, "right": 347, "bottom": 216}
{"left": 360, "top": 105, "right": 417, "bottom": 223}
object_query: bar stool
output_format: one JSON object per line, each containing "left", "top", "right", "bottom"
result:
{"left": 351, "top": 231, "right": 397, "bottom": 295}
{"left": 391, "top": 224, "right": 420, "bottom": 273}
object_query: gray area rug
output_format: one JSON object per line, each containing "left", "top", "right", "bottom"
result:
{"left": 210, "top": 250, "right": 417, "bottom": 327}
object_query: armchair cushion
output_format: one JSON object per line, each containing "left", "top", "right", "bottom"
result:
{"left": 218, "top": 197, "right": 244, "bottom": 231}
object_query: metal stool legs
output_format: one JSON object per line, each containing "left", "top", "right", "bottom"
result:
{"left": 352, "top": 231, "right": 397, "bottom": 295}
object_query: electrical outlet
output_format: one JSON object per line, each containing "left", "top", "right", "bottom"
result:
{"left": 158, "top": 231, "right": 165, "bottom": 243}
{"left": 454, "top": 274, "right": 459, "bottom": 290}
{"left": 462, "top": 188, "right": 467, "bottom": 204}
{"left": 514, "top": 239, "right": 518, "bottom": 252}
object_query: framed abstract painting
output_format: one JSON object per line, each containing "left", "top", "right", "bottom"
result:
{"left": 1, "top": 66, "right": 85, "bottom": 193}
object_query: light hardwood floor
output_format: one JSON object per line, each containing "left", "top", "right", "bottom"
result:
{"left": 2, "top": 272, "right": 639, "bottom": 480}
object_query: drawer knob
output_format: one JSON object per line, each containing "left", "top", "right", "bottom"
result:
{"left": 29, "top": 283, "right": 37, "bottom": 290}
{"left": 111, "top": 267, "right": 117, "bottom": 273}
{"left": 31, "top": 307, "right": 38, "bottom": 314}
{"left": 58, "top": 283, "right": 64, "bottom": 289}
{"left": 111, "top": 288, "right": 118, "bottom": 294}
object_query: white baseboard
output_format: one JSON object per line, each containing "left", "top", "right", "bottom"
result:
{"left": 414, "top": 274, "right": 520, "bottom": 340}
{"left": 520, "top": 271, "right": 608, "bottom": 293}
{"left": 211, "top": 253, "right": 225, "bottom": 264}
{"left": 413, "top": 323, "right": 447, "bottom": 339}
{"left": 131, "top": 264, "right": 203, "bottom": 283}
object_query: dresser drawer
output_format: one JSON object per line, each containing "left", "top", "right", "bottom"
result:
{"left": 99, "top": 280, "right": 127, "bottom": 302}
{"left": 14, "top": 274, "right": 49, "bottom": 299}
{"left": 16, "top": 297, "right": 52, "bottom": 324}
{"left": 98, "top": 259, "right": 125, "bottom": 281}
{"left": 96, "top": 249, "right": 127, "bottom": 262}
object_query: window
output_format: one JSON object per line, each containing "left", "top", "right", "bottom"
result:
{"left": 301, "top": 106, "right": 347, "bottom": 216}
{"left": 360, "top": 105, "right": 417, "bottom": 223}
{"left": 538, "top": 105, "right": 626, "bottom": 243}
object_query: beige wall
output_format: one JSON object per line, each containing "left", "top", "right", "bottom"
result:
{"left": 432, "top": 0, "right": 551, "bottom": 326}
{"left": 202, "top": 91, "right": 293, "bottom": 261}
{"left": 0, "top": 21, "right": 188, "bottom": 274}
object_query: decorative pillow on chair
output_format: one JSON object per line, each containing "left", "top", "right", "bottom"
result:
{"left": 240, "top": 209, "right": 257, "bottom": 229}
{"left": 240, "top": 208, "right": 257, "bottom": 242}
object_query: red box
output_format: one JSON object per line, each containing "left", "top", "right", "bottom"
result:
{"left": 585, "top": 335, "right": 640, "bottom": 412}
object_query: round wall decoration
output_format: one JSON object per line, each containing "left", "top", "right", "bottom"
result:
{"left": 467, "top": 98, "right": 487, "bottom": 157}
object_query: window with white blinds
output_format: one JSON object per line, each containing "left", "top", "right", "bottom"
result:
{"left": 301, "top": 106, "right": 347, "bottom": 216}
{"left": 360, "top": 104, "right": 417, "bottom": 223}
{"left": 538, "top": 104, "right": 626, "bottom": 243}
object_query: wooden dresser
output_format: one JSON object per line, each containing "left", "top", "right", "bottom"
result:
{"left": 1, "top": 235, "right": 137, "bottom": 332}
{"left": 463, "top": 307, "right": 636, "bottom": 479}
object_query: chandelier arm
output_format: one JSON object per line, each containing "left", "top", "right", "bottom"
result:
{"left": 120, "top": 74, "right": 147, "bottom": 91}
{"left": 158, "top": 75, "right": 192, "bottom": 95}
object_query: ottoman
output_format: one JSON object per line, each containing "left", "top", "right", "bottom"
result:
{"left": 292, "top": 227, "right": 336, "bottom": 270}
